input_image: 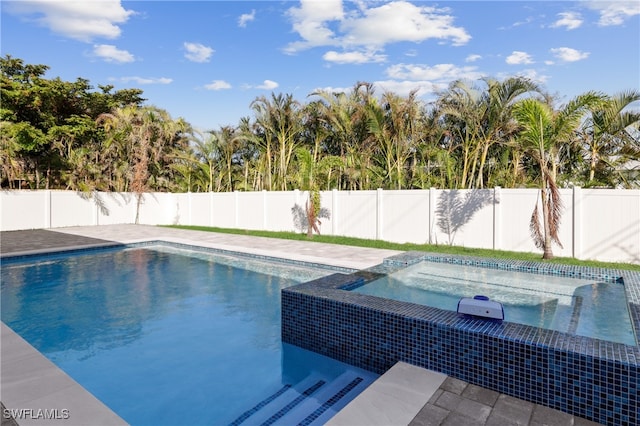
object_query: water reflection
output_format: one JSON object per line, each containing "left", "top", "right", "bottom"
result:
{"left": 1, "top": 247, "right": 328, "bottom": 357}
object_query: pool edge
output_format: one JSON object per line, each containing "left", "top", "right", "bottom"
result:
{"left": 1, "top": 322, "right": 127, "bottom": 426}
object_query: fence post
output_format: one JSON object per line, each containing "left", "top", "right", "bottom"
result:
{"left": 263, "top": 190, "right": 268, "bottom": 230}
{"left": 376, "top": 188, "right": 383, "bottom": 240}
{"left": 493, "top": 186, "right": 502, "bottom": 250}
{"left": 428, "top": 188, "right": 436, "bottom": 244}
{"left": 209, "top": 191, "right": 214, "bottom": 227}
{"left": 93, "top": 192, "right": 99, "bottom": 226}
{"left": 187, "top": 191, "right": 192, "bottom": 226}
{"left": 234, "top": 191, "right": 239, "bottom": 228}
{"left": 44, "top": 190, "right": 52, "bottom": 229}
{"left": 332, "top": 189, "right": 338, "bottom": 236}
{"left": 572, "top": 186, "right": 582, "bottom": 259}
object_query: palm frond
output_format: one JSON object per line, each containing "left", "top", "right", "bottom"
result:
{"left": 547, "top": 179, "right": 564, "bottom": 248}
{"left": 529, "top": 199, "right": 544, "bottom": 249}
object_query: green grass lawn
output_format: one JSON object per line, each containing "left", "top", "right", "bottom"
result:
{"left": 163, "top": 225, "right": 640, "bottom": 272}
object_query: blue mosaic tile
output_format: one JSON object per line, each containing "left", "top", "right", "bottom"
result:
{"left": 282, "top": 253, "right": 640, "bottom": 426}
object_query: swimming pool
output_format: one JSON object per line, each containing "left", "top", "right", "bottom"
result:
{"left": 0, "top": 244, "right": 378, "bottom": 425}
{"left": 351, "top": 260, "right": 636, "bottom": 345}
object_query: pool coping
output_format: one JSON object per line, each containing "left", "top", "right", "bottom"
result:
{"left": 326, "top": 361, "right": 447, "bottom": 425}
{"left": 1, "top": 322, "right": 127, "bottom": 426}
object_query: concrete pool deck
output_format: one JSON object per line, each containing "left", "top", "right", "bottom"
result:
{"left": 1, "top": 225, "right": 603, "bottom": 425}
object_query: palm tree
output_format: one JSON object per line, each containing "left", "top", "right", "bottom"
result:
{"left": 217, "top": 126, "right": 241, "bottom": 191}
{"left": 437, "top": 80, "right": 485, "bottom": 188}
{"left": 312, "top": 82, "right": 376, "bottom": 190}
{"left": 97, "top": 105, "right": 186, "bottom": 222}
{"left": 476, "top": 77, "right": 542, "bottom": 188}
{"left": 250, "top": 93, "right": 302, "bottom": 191}
{"left": 294, "top": 147, "right": 322, "bottom": 237}
{"left": 191, "top": 130, "right": 220, "bottom": 192}
{"left": 367, "top": 90, "right": 422, "bottom": 189}
{"left": 437, "top": 77, "right": 541, "bottom": 189}
{"left": 513, "top": 92, "right": 603, "bottom": 259}
{"left": 168, "top": 149, "right": 201, "bottom": 192}
{"left": 580, "top": 90, "right": 640, "bottom": 187}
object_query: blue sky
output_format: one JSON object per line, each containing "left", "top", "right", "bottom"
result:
{"left": 2, "top": 1, "right": 639, "bottom": 131}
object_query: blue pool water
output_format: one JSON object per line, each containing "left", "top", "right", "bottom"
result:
{"left": 1, "top": 245, "right": 378, "bottom": 425}
{"left": 353, "top": 261, "right": 636, "bottom": 346}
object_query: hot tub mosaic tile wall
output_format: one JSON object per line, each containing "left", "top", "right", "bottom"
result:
{"left": 281, "top": 253, "right": 640, "bottom": 426}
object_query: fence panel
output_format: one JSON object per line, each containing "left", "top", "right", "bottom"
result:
{"left": 97, "top": 193, "right": 136, "bottom": 225}
{"left": 334, "top": 191, "right": 377, "bottom": 239}
{"left": 50, "top": 191, "right": 94, "bottom": 228}
{"left": 580, "top": 189, "right": 640, "bottom": 264}
{"left": 1, "top": 189, "right": 638, "bottom": 264}
{"left": 211, "top": 192, "right": 236, "bottom": 228}
{"left": 135, "top": 193, "right": 173, "bottom": 225}
{"left": 266, "top": 191, "right": 298, "bottom": 232}
{"left": 187, "top": 193, "right": 212, "bottom": 226}
{"left": 430, "top": 189, "right": 495, "bottom": 249}
{"left": 237, "top": 192, "right": 265, "bottom": 230}
{"left": 1, "top": 191, "right": 47, "bottom": 231}
{"left": 382, "top": 190, "right": 430, "bottom": 244}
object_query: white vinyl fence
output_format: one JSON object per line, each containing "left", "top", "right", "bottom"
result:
{"left": 1, "top": 188, "right": 639, "bottom": 264}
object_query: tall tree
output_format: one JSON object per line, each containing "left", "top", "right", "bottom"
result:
{"left": 250, "top": 93, "right": 302, "bottom": 190}
{"left": 312, "top": 82, "right": 376, "bottom": 190}
{"left": 437, "top": 77, "right": 541, "bottom": 189}
{"left": 97, "top": 105, "right": 188, "bottom": 221}
{"left": 513, "top": 92, "right": 603, "bottom": 259}
{"left": 367, "top": 90, "right": 423, "bottom": 189}
{"left": 580, "top": 90, "right": 640, "bottom": 187}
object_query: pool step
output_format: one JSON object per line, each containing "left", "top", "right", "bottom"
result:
{"left": 229, "top": 371, "right": 371, "bottom": 426}
{"left": 274, "top": 371, "right": 367, "bottom": 426}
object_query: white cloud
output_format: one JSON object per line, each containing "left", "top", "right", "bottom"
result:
{"left": 284, "top": 0, "right": 344, "bottom": 53}
{"left": 5, "top": 0, "right": 134, "bottom": 42}
{"left": 496, "top": 68, "right": 548, "bottom": 85}
{"left": 256, "top": 80, "right": 279, "bottom": 90}
{"left": 310, "top": 85, "right": 353, "bottom": 96}
{"left": 323, "top": 50, "right": 386, "bottom": 64}
{"left": 386, "top": 63, "right": 481, "bottom": 82}
{"left": 284, "top": 0, "right": 470, "bottom": 57}
{"left": 465, "top": 54, "right": 481, "bottom": 63}
{"left": 374, "top": 79, "right": 437, "bottom": 98}
{"left": 550, "top": 11, "right": 583, "bottom": 30}
{"left": 93, "top": 44, "right": 134, "bottom": 63}
{"left": 341, "top": 1, "right": 471, "bottom": 48}
{"left": 588, "top": 1, "right": 640, "bottom": 26}
{"left": 505, "top": 16, "right": 535, "bottom": 29}
{"left": 238, "top": 9, "right": 256, "bottom": 27}
{"left": 550, "top": 47, "right": 590, "bottom": 62}
{"left": 184, "top": 42, "right": 214, "bottom": 63}
{"left": 205, "top": 80, "right": 232, "bottom": 90}
{"left": 118, "top": 76, "right": 172, "bottom": 85}
{"left": 513, "top": 69, "right": 549, "bottom": 85}
{"left": 506, "top": 51, "right": 534, "bottom": 65}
